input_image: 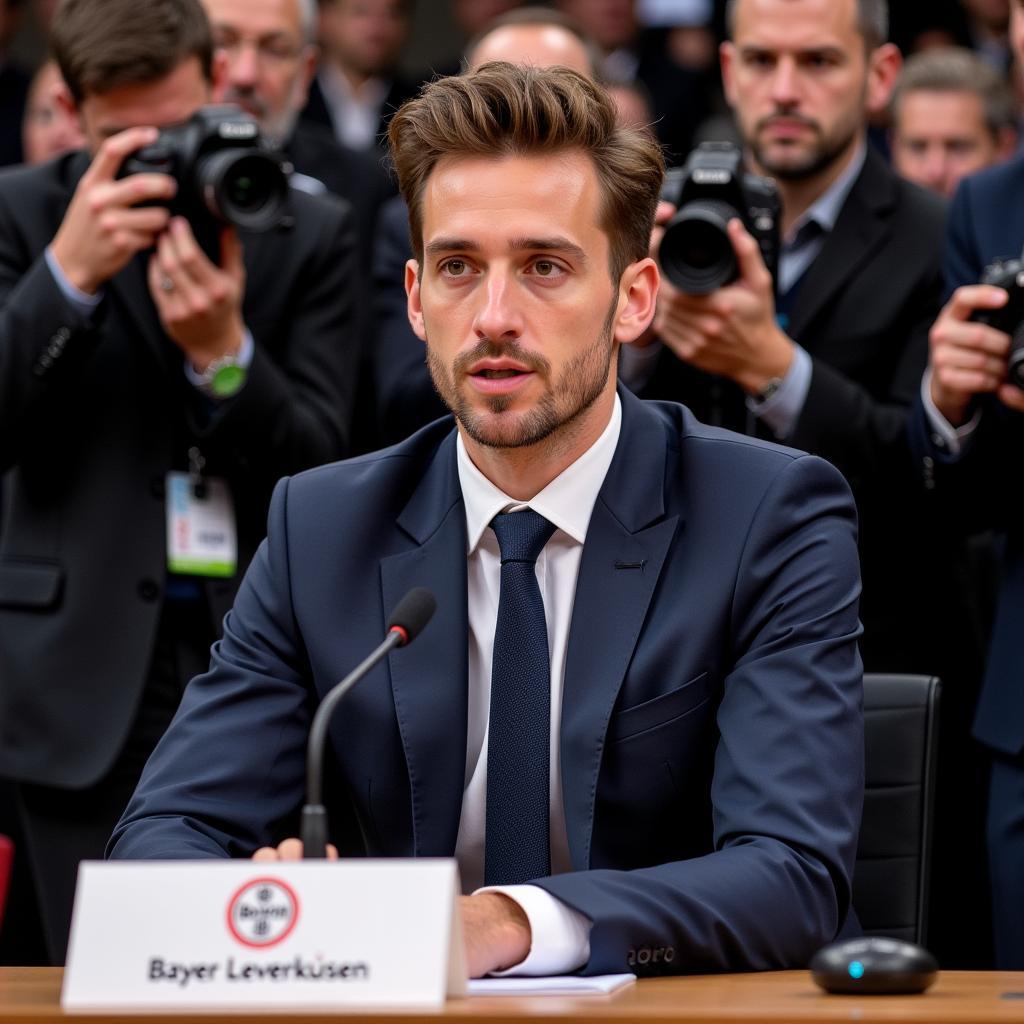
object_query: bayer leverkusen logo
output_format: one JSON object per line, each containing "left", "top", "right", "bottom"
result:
{"left": 227, "top": 878, "right": 299, "bottom": 948}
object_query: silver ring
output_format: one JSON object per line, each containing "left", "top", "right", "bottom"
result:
{"left": 159, "top": 276, "right": 175, "bottom": 293}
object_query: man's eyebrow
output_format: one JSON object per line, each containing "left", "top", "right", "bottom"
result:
{"left": 424, "top": 238, "right": 479, "bottom": 258}
{"left": 509, "top": 237, "right": 587, "bottom": 264}
{"left": 423, "top": 236, "right": 588, "bottom": 264}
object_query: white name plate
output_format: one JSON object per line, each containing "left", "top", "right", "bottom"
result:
{"left": 62, "top": 859, "right": 466, "bottom": 1010}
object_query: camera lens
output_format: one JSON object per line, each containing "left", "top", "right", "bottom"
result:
{"left": 658, "top": 199, "right": 740, "bottom": 294}
{"left": 197, "top": 149, "right": 289, "bottom": 230}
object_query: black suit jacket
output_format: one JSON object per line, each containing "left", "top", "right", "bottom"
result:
{"left": 0, "top": 150, "right": 360, "bottom": 789}
{"left": 112, "top": 389, "right": 864, "bottom": 975}
{"left": 299, "top": 72, "right": 419, "bottom": 165}
{"left": 642, "top": 147, "right": 973, "bottom": 674}
{"left": 285, "top": 121, "right": 391, "bottom": 263}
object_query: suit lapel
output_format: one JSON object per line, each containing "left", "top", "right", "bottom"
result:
{"left": 560, "top": 389, "right": 681, "bottom": 869}
{"left": 787, "top": 148, "right": 897, "bottom": 344}
{"left": 380, "top": 431, "right": 469, "bottom": 857}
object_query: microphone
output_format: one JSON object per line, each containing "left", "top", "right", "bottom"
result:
{"left": 300, "top": 588, "right": 436, "bottom": 858}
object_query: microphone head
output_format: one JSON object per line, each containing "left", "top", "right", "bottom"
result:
{"left": 387, "top": 587, "right": 437, "bottom": 646}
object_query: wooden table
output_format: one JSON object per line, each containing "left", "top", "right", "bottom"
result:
{"left": 2, "top": 968, "right": 1024, "bottom": 1023}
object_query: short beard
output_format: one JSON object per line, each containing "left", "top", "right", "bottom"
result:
{"left": 750, "top": 120, "right": 859, "bottom": 183}
{"left": 425, "top": 299, "right": 618, "bottom": 451}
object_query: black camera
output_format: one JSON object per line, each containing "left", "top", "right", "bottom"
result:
{"left": 658, "top": 142, "right": 781, "bottom": 294}
{"left": 970, "top": 250, "right": 1024, "bottom": 390}
{"left": 120, "top": 106, "right": 292, "bottom": 258}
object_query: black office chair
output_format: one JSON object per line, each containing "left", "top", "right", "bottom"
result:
{"left": 852, "top": 673, "right": 941, "bottom": 945}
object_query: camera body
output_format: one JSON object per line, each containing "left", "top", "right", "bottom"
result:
{"left": 119, "top": 106, "right": 292, "bottom": 259}
{"left": 659, "top": 142, "right": 781, "bottom": 294}
{"left": 970, "top": 255, "right": 1024, "bottom": 390}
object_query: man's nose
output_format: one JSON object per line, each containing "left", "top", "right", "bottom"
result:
{"left": 920, "top": 147, "right": 948, "bottom": 192}
{"left": 227, "top": 42, "right": 260, "bottom": 88}
{"left": 769, "top": 57, "right": 801, "bottom": 107}
{"left": 472, "top": 272, "right": 522, "bottom": 341}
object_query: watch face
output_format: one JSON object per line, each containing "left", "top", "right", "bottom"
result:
{"left": 211, "top": 363, "right": 247, "bottom": 398}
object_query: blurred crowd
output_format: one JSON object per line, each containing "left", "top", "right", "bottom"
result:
{"left": 1, "top": 0, "right": 1023, "bottom": 981}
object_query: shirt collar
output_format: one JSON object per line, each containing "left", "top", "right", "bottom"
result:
{"left": 457, "top": 393, "right": 622, "bottom": 554}
{"left": 785, "top": 138, "right": 866, "bottom": 243}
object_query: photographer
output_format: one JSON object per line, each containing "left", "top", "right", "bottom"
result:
{"left": 0, "top": 0, "right": 359, "bottom": 963}
{"left": 632, "top": 0, "right": 970, "bottom": 679}
{"left": 912, "top": 2, "right": 1024, "bottom": 965}
{"left": 636, "top": 0, "right": 994, "bottom": 966}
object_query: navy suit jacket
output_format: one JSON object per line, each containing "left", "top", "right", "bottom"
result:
{"left": 910, "top": 154, "right": 1024, "bottom": 756}
{"left": 110, "top": 388, "right": 864, "bottom": 975}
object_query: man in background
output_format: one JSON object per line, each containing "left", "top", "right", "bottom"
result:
{"left": 21, "top": 60, "right": 85, "bottom": 165}
{"left": 301, "top": 0, "right": 418, "bottom": 156}
{"left": 202, "top": 0, "right": 389, "bottom": 257}
{"left": 0, "top": 0, "right": 358, "bottom": 963}
{"left": 635, "top": 0, "right": 992, "bottom": 964}
{"left": 891, "top": 47, "right": 1016, "bottom": 199}
{"left": 910, "top": 0, "right": 1024, "bottom": 969}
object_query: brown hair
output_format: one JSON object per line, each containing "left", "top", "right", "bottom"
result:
{"left": 892, "top": 47, "right": 1017, "bottom": 140}
{"left": 52, "top": 0, "right": 214, "bottom": 103}
{"left": 388, "top": 61, "right": 665, "bottom": 283}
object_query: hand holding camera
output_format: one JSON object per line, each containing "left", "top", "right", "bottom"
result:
{"left": 653, "top": 143, "right": 794, "bottom": 395}
{"left": 146, "top": 216, "right": 246, "bottom": 370}
{"left": 929, "top": 279, "right": 1024, "bottom": 426}
{"left": 50, "top": 126, "right": 177, "bottom": 295}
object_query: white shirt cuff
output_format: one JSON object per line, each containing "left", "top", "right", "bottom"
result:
{"left": 474, "top": 884, "right": 590, "bottom": 976}
{"left": 184, "top": 329, "right": 254, "bottom": 397}
{"left": 920, "top": 368, "right": 980, "bottom": 457}
{"left": 746, "top": 343, "right": 811, "bottom": 439}
{"left": 45, "top": 246, "right": 103, "bottom": 314}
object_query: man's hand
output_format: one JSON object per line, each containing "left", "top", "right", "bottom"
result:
{"left": 653, "top": 218, "right": 794, "bottom": 394}
{"left": 147, "top": 217, "right": 246, "bottom": 371}
{"left": 928, "top": 284, "right": 1024, "bottom": 425}
{"left": 460, "top": 893, "right": 531, "bottom": 978}
{"left": 50, "top": 126, "right": 176, "bottom": 295}
{"left": 252, "top": 838, "right": 340, "bottom": 860}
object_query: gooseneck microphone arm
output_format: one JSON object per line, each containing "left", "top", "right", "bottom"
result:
{"left": 301, "top": 587, "right": 437, "bottom": 859}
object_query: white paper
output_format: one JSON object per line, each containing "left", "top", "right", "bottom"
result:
{"left": 469, "top": 973, "right": 635, "bottom": 996}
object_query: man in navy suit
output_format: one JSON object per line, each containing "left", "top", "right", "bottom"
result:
{"left": 111, "top": 63, "right": 864, "bottom": 978}
{"left": 910, "top": 0, "right": 1024, "bottom": 958}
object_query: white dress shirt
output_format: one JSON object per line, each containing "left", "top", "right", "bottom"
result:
{"left": 316, "top": 65, "right": 389, "bottom": 152}
{"left": 454, "top": 394, "right": 623, "bottom": 975}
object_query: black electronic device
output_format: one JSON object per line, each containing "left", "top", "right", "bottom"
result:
{"left": 119, "top": 105, "right": 292, "bottom": 260}
{"left": 970, "top": 248, "right": 1024, "bottom": 390}
{"left": 810, "top": 936, "right": 939, "bottom": 995}
{"left": 658, "top": 141, "right": 780, "bottom": 295}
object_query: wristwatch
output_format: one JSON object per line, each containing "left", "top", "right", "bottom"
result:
{"left": 197, "top": 352, "right": 247, "bottom": 399}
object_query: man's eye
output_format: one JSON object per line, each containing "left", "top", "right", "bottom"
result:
{"left": 442, "top": 259, "right": 468, "bottom": 276}
{"left": 531, "top": 260, "right": 563, "bottom": 277}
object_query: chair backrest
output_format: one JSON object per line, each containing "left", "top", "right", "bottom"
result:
{"left": 0, "top": 833, "right": 11, "bottom": 930}
{"left": 852, "top": 673, "right": 940, "bottom": 945}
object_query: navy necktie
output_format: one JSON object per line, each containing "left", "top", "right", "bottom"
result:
{"left": 484, "top": 508, "right": 557, "bottom": 886}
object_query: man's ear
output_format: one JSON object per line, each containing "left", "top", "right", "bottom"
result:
{"left": 210, "top": 49, "right": 230, "bottom": 97}
{"left": 720, "top": 41, "right": 738, "bottom": 110}
{"left": 295, "top": 44, "right": 319, "bottom": 107}
{"left": 54, "top": 82, "right": 79, "bottom": 125}
{"left": 865, "top": 42, "right": 902, "bottom": 116}
{"left": 614, "top": 257, "right": 660, "bottom": 346}
{"left": 405, "top": 259, "right": 427, "bottom": 342}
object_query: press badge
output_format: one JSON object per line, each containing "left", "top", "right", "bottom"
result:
{"left": 165, "top": 472, "right": 237, "bottom": 578}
